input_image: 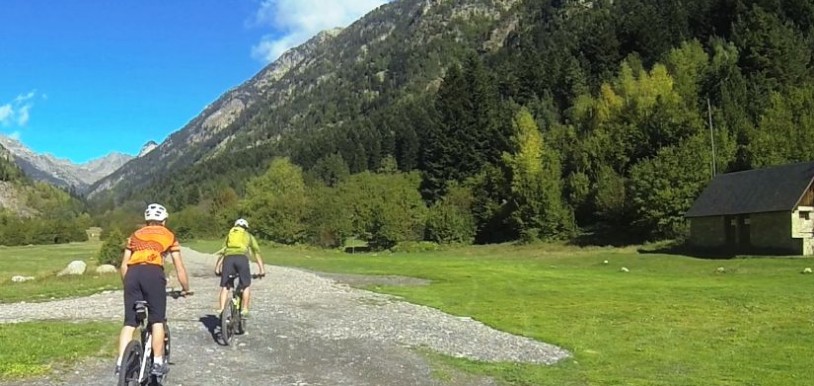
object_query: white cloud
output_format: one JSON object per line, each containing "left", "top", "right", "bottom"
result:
{"left": 8, "top": 131, "right": 21, "bottom": 140}
{"left": 0, "top": 104, "right": 12, "bottom": 126}
{"left": 17, "top": 104, "right": 31, "bottom": 126}
{"left": 14, "top": 91, "right": 36, "bottom": 103}
{"left": 250, "top": 0, "right": 389, "bottom": 63}
{"left": 0, "top": 90, "right": 37, "bottom": 127}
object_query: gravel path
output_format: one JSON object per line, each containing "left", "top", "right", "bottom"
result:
{"left": 1, "top": 247, "right": 570, "bottom": 385}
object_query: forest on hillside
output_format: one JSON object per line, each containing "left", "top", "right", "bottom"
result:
{"left": 0, "top": 153, "right": 90, "bottom": 246}
{"left": 91, "top": 0, "right": 814, "bottom": 247}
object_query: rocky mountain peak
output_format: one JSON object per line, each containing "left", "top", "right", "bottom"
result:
{"left": 0, "top": 134, "right": 133, "bottom": 191}
{"left": 138, "top": 140, "right": 158, "bottom": 157}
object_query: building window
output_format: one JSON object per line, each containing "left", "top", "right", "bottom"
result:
{"left": 801, "top": 212, "right": 810, "bottom": 220}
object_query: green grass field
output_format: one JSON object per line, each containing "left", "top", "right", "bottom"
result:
{"left": 0, "top": 321, "right": 119, "bottom": 379}
{"left": 0, "top": 243, "right": 123, "bottom": 379}
{"left": 0, "top": 242, "right": 121, "bottom": 303}
{"left": 188, "top": 239, "right": 814, "bottom": 386}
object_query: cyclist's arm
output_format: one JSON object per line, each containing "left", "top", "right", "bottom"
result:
{"left": 215, "top": 247, "right": 226, "bottom": 275}
{"left": 120, "top": 248, "right": 132, "bottom": 281}
{"left": 250, "top": 236, "right": 265, "bottom": 275}
{"left": 255, "top": 252, "right": 265, "bottom": 276}
{"left": 214, "top": 253, "right": 224, "bottom": 275}
{"left": 120, "top": 236, "right": 133, "bottom": 281}
{"left": 170, "top": 251, "right": 191, "bottom": 293}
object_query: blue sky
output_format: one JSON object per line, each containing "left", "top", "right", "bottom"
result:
{"left": 0, "top": 0, "right": 387, "bottom": 164}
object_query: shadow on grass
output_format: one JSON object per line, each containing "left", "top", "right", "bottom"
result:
{"left": 636, "top": 242, "right": 803, "bottom": 260}
{"left": 567, "top": 227, "right": 643, "bottom": 248}
{"left": 565, "top": 226, "right": 796, "bottom": 260}
{"left": 637, "top": 243, "right": 738, "bottom": 259}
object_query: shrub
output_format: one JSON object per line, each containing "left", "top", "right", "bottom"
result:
{"left": 425, "top": 184, "right": 476, "bottom": 244}
{"left": 97, "top": 228, "right": 126, "bottom": 266}
{"left": 390, "top": 241, "right": 441, "bottom": 253}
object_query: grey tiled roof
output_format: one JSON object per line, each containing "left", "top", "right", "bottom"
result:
{"left": 685, "top": 161, "right": 814, "bottom": 217}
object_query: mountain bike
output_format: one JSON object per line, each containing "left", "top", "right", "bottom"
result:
{"left": 118, "top": 290, "right": 190, "bottom": 386}
{"left": 220, "top": 273, "right": 264, "bottom": 346}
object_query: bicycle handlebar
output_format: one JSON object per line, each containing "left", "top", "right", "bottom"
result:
{"left": 167, "top": 289, "right": 194, "bottom": 299}
{"left": 214, "top": 273, "right": 266, "bottom": 279}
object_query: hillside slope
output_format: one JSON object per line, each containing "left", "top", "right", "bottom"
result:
{"left": 88, "top": 0, "right": 520, "bottom": 199}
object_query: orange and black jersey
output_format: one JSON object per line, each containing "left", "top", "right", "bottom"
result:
{"left": 125, "top": 225, "right": 180, "bottom": 266}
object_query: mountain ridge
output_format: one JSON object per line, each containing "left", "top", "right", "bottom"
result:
{"left": 0, "top": 135, "right": 134, "bottom": 191}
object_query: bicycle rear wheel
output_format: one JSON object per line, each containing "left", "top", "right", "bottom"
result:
{"left": 118, "top": 340, "right": 143, "bottom": 386}
{"left": 220, "top": 303, "right": 233, "bottom": 345}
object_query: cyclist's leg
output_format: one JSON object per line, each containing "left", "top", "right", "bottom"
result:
{"left": 143, "top": 265, "right": 168, "bottom": 362}
{"left": 236, "top": 255, "right": 252, "bottom": 314}
{"left": 117, "top": 267, "right": 142, "bottom": 368}
{"left": 217, "top": 256, "right": 237, "bottom": 313}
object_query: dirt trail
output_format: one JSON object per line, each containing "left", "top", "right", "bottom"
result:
{"left": 1, "top": 248, "right": 569, "bottom": 386}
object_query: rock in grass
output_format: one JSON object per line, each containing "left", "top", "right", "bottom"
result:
{"left": 95, "top": 264, "right": 118, "bottom": 274}
{"left": 11, "top": 275, "right": 35, "bottom": 283}
{"left": 803, "top": 267, "right": 813, "bottom": 274}
{"left": 57, "top": 260, "right": 87, "bottom": 276}
{"left": 716, "top": 267, "right": 726, "bottom": 274}
{"left": 603, "top": 260, "right": 609, "bottom": 265}
{"left": 620, "top": 267, "right": 629, "bottom": 273}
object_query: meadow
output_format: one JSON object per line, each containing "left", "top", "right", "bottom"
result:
{"left": 0, "top": 242, "right": 120, "bottom": 379}
{"left": 2, "top": 240, "right": 813, "bottom": 384}
{"left": 0, "top": 242, "right": 120, "bottom": 303}
{"left": 188, "top": 239, "right": 814, "bottom": 386}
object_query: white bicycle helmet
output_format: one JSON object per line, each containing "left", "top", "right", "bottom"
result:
{"left": 234, "top": 218, "right": 249, "bottom": 229}
{"left": 144, "top": 203, "right": 169, "bottom": 222}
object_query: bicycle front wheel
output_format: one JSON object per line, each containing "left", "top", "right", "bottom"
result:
{"left": 118, "top": 340, "right": 143, "bottom": 386}
{"left": 163, "top": 322, "right": 171, "bottom": 364}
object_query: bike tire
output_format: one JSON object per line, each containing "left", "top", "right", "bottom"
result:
{"left": 118, "top": 340, "right": 143, "bottom": 386}
{"left": 235, "top": 294, "right": 245, "bottom": 335}
{"left": 163, "top": 322, "right": 171, "bottom": 365}
{"left": 238, "top": 314, "right": 246, "bottom": 335}
{"left": 220, "top": 304, "right": 233, "bottom": 345}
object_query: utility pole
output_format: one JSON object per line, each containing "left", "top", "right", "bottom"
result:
{"left": 707, "top": 98, "right": 717, "bottom": 177}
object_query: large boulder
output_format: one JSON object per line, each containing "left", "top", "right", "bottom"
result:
{"left": 95, "top": 264, "right": 118, "bottom": 274}
{"left": 57, "top": 260, "right": 87, "bottom": 276}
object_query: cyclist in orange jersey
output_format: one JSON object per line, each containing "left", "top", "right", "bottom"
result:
{"left": 115, "top": 203, "right": 191, "bottom": 378}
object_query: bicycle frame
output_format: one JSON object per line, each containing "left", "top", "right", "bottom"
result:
{"left": 231, "top": 276, "right": 244, "bottom": 308}
{"left": 121, "top": 291, "right": 184, "bottom": 386}
{"left": 220, "top": 272, "right": 262, "bottom": 345}
{"left": 221, "top": 274, "right": 242, "bottom": 311}
{"left": 134, "top": 302, "right": 153, "bottom": 384}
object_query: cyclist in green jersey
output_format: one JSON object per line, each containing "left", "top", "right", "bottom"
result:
{"left": 214, "top": 218, "right": 265, "bottom": 317}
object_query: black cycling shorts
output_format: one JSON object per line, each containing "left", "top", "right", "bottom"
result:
{"left": 220, "top": 254, "right": 251, "bottom": 289}
{"left": 123, "top": 264, "right": 167, "bottom": 327}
